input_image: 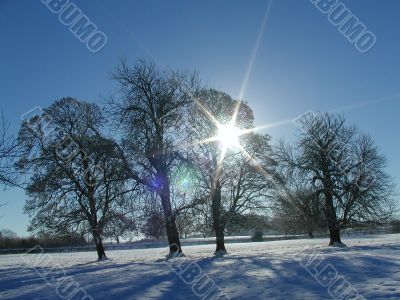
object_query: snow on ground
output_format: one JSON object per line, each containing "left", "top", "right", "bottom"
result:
{"left": 0, "top": 234, "right": 399, "bottom": 299}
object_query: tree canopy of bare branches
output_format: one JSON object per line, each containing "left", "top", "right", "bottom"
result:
{"left": 0, "top": 113, "right": 19, "bottom": 188}
{"left": 187, "top": 89, "right": 276, "bottom": 253}
{"left": 110, "top": 59, "right": 199, "bottom": 254}
{"left": 17, "top": 98, "right": 134, "bottom": 260}
{"left": 275, "top": 112, "right": 396, "bottom": 245}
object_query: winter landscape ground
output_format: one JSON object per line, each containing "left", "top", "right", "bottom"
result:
{"left": 1, "top": 2, "right": 400, "bottom": 300}
{"left": 0, "top": 233, "right": 399, "bottom": 300}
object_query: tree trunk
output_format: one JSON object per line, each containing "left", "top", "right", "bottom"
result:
{"left": 160, "top": 183, "right": 182, "bottom": 254}
{"left": 215, "top": 224, "right": 226, "bottom": 252}
{"left": 329, "top": 226, "right": 342, "bottom": 246}
{"left": 308, "top": 229, "right": 314, "bottom": 238}
{"left": 212, "top": 180, "right": 226, "bottom": 253}
{"left": 93, "top": 231, "right": 106, "bottom": 260}
{"left": 325, "top": 191, "right": 342, "bottom": 246}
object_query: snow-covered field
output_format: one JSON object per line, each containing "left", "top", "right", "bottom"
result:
{"left": 0, "top": 234, "right": 399, "bottom": 300}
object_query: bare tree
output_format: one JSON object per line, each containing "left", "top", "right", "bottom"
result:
{"left": 0, "top": 228, "right": 17, "bottom": 239}
{"left": 224, "top": 132, "right": 277, "bottom": 231}
{"left": 110, "top": 59, "right": 198, "bottom": 254}
{"left": 190, "top": 202, "right": 213, "bottom": 238}
{"left": 103, "top": 211, "right": 137, "bottom": 243}
{"left": 272, "top": 168, "right": 326, "bottom": 238}
{"left": 141, "top": 204, "right": 166, "bottom": 240}
{"left": 188, "top": 89, "right": 275, "bottom": 253}
{"left": 0, "top": 113, "right": 19, "bottom": 188}
{"left": 187, "top": 89, "right": 248, "bottom": 253}
{"left": 18, "top": 98, "right": 133, "bottom": 260}
{"left": 175, "top": 207, "right": 198, "bottom": 239}
{"left": 275, "top": 113, "right": 396, "bottom": 245}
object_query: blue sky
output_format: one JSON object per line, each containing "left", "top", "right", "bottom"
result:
{"left": 1, "top": 0, "right": 399, "bottom": 236}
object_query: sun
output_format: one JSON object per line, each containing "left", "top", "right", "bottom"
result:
{"left": 216, "top": 123, "right": 241, "bottom": 149}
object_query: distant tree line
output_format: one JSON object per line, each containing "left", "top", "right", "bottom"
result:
{"left": 0, "top": 59, "right": 397, "bottom": 260}
{"left": 0, "top": 228, "right": 86, "bottom": 250}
